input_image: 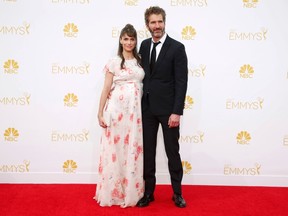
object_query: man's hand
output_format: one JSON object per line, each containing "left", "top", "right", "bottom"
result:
{"left": 168, "top": 114, "right": 180, "bottom": 128}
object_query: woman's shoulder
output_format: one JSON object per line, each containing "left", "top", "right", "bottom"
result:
{"left": 105, "top": 56, "right": 121, "bottom": 67}
{"left": 108, "top": 56, "right": 121, "bottom": 62}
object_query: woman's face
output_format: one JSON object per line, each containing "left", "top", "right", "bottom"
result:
{"left": 120, "top": 33, "right": 136, "bottom": 52}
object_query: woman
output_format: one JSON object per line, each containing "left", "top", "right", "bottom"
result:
{"left": 94, "top": 24, "right": 144, "bottom": 208}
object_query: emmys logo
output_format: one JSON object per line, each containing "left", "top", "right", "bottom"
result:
{"left": 224, "top": 163, "right": 261, "bottom": 176}
{"left": 63, "top": 160, "right": 77, "bottom": 173}
{"left": 229, "top": 28, "right": 267, "bottom": 41}
{"left": 51, "top": 129, "right": 89, "bottom": 142}
{"left": 51, "top": 0, "right": 90, "bottom": 4}
{"left": 226, "top": 98, "right": 264, "bottom": 110}
{"left": 0, "top": 93, "right": 31, "bottom": 106}
{"left": 137, "top": 27, "right": 151, "bottom": 39}
{"left": 0, "top": 160, "right": 30, "bottom": 173}
{"left": 188, "top": 65, "right": 206, "bottom": 77}
{"left": 0, "top": 22, "right": 30, "bottom": 35}
{"left": 63, "top": 23, "right": 78, "bottom": 38}
{"left": 284, "top": 135, "right": 288, "bottom": 146}
{"left": 181, "top": 26, "right": 196, "bottom": 40}
{"left": 171, "top": 0, "right": 207, "bottom": 7}
{"left": 4, "top": 128, "right": 19, "bottom": 142}
{"left": 182, "top": 161, "right": 192, "bottom": 174}
{"left": 52, "top": 62, "right": 90, "bottom": 75}
{"left": 236, "top": 131, "right": 251, "bottom": 145}
{"left": 184, "top": 95, "right": 194, "bottom": 109}
{"left": 124, "top": 0, "right": 138, "bottom": 6}
{"left": 243, "top": 0, "right": 259, "bottom": 8}
{"left": 3, "top": 59, "right": 19, "bottom": 74}
{"left": 240, "top": 64, "right": 254, "bottom": 78}
{"left": 180, "top": 131, "right": 204, "bottom": 144}
{"left": 64, "top": 93, "right": 78, "bottom": 107}
{"left": 112, "top": 27, "right": 150, "bottom": 39}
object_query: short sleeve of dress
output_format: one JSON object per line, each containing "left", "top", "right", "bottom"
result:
{"left": 103, "top": 57, "right": 118, "bottom": 75}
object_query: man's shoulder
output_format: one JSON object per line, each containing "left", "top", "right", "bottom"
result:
{"left": 166, "top": 35, "right": 184, "bottom": 47}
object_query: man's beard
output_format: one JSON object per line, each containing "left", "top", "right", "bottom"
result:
{"left": 150, "top": 28, "right": 165, "bottom": 38}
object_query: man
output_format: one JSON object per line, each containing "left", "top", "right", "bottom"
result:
{"left": 136, "top": 6, "right": 188, "bottom": 208}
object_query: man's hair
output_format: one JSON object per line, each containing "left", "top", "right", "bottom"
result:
{"left": 144, "top": 6, "right": 166, "bottom": 25}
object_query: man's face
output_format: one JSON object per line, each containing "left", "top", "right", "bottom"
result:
{"left": 147, "top": 14, "right": 165, "bottom": 40}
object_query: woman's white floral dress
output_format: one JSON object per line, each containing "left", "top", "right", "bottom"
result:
{"left": 94, "top": 56, "right": 145, "bottom": 208}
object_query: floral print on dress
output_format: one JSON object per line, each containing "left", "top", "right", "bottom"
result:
{"left": 94, "top": 56, "right": 144, "bottom": 208}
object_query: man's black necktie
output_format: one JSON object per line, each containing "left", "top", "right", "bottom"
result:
{"left": 150, "top": 41, "right": 160, "bottom": 71}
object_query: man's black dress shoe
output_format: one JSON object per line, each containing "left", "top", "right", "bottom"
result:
{"left": 136, "top": 194, "right": 154, "bottom": 207}
{"left": 172, "top": 194, "right": 186, "bottom": 208}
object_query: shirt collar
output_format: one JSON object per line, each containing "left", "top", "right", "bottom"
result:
{"left": 152, "top": 33, "right": 167, "bottom": 44}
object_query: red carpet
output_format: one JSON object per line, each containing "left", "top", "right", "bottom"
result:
{"left": 0, "top": 184, "right": 287, "bottom": 216}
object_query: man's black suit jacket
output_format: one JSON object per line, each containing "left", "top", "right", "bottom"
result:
{"left": 139, "top": 35, "right": 188, "bottom": 116}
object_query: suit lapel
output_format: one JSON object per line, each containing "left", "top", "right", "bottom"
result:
{"left": 143, "top": 39, "right": 152, "bottom": 77}
{"left": 150, "top": 36, "right": 171, "bottom": 77}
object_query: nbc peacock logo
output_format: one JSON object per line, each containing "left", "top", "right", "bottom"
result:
{"left": 182, "top": 161, "right": 192, "bottom": 174}
{"left": 181, "top": 26, "right": 196, "bottom": 40}
{"left": 63, "top": 160, "right": 78, "bottom": 173}
{"left": 4, "top": 128, "right": 19, "bottom": 142}
{"left": 124, "top": 0, "right": 138, "bottom": 6}
{"left": 236, "top": 131, "right": 251, "bottom": 145}
{"left": 63, "top": 23, "right": 78, "bottom": 37}
{"left": 64, "top": 93, "right": 78, "bottom": 107}
{"left": 243, "top": 0, "right": 259, "bottom": 8}
{"left": 239, "top": 64, "right": 254, "bottom": 78}
{"left": 184, "top": 95, "right": 194, "bottom": 109}
{"left": 3, "top": 59, "right": 19, "bottom": 74}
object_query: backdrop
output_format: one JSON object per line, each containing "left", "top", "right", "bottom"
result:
{"left": 1, "top": 0, "right": 288, "bottom": 186}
